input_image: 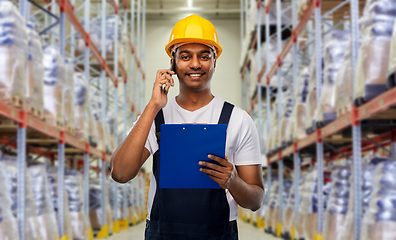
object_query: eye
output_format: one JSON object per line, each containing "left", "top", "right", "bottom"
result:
{"left": 201, "top": 55, "right": 210, "bottom": 60}
{"left": 181, "top": 55, "right": 190, "bottom": 60}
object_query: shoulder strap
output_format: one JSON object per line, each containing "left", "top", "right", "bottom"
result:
{"left": 154, "top": 109, "right": 165, "bottom": 143}
{"left": 218, "top": 101, "right": 234, "bottom": 125}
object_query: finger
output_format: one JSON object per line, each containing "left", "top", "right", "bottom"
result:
{"left": 164, "top": 73, "right": 175, "bottom": 86}
{"left": 200, "top": 167, "right": 226, "bottom": 179}
{"left": 199, "top": 161, "right": 226, "bottom": 173}
{"left": 207, "top": 154, "right": 232, "bottom": 167}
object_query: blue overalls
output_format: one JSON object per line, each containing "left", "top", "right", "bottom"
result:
{"left": 145, "top": 102, "right": 238, "bottom": 240}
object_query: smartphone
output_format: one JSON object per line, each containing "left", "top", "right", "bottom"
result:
{"left": 162, "top": 60, "right": 175, "bottom": 93}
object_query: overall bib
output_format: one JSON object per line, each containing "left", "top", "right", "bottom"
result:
{"left": 145, "top": 101, "right": 238, "bottom": 240}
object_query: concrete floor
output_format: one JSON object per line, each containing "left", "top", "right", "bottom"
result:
{"left": 99, "top": 220, "right": 280, "bottom": 240}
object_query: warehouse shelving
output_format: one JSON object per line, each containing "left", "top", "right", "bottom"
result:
{"left": 240, "top": 0, "right": 396, "bottom": 239}
{"left": 0, "top": 0, "right": 147, "bottom": 239}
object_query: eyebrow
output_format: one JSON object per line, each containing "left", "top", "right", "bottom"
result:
{"left": 179, "top": 50, "right": 212, "bottom": 55}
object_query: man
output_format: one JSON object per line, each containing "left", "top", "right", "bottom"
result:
{"left": 110, "top": 14, "right": 264, "bottom": 239}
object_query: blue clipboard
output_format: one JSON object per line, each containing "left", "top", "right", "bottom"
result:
{"left": 159, "top": 124, "right": 227, "bottom": 189}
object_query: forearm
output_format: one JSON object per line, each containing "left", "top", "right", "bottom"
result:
{"left": 110, "top": 102, "right": 159, "bottom": 183}
{"left": 228, "top": 175, "right": 264, "bottom": 211}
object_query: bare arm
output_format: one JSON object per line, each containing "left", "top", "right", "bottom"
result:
{"left": 199, "top": 155, "right": 264, "bottom": 211}
{"left": 110, "top": 69, "right": 175, "bottom": 183}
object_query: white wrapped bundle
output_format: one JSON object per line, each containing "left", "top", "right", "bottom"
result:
{"left": 1, "top": 155, "right": 41, "bottom": 240}
{"left": 361, "top": 158, "right": 396, "bottom": 240}
{"left": 279, "top": 91, "right": 294, "bottom": 146}
{"left": 64, "top": 58, "right": 75, "bottom": 134}
{"left": 0, "top": 162, "right": 18, "bottom": 240}
{"left": 89, "top": 179, "right": 113, "bottom": 233}
{"left": 109, "top": 181, "right": 125, "bottom": 221}
{"left": 74, "top": 72, "right": 89, "bottom": 141}
{"left": 354, "top": 0, "right": 396, "bottom": 106}
{"left": 119, "top": 32, "right": 130, "bottom": 69}
{"left": 0, "top": 1, "right": 28, "bottom": 107}
{"left": 77, "top": 15, "right": 123, "bottom": 60}
{"left": 28, "top": 163, "right": 59, "bottom": 240}
{"left": 282, "top": 180, "right": 299, "bottom": 239}
{"left": 335, "top": 40, "right": 354, "bottom": 116}
{"left": 43, "top": 46, "right": 65, "bottom": 127}
{"left": 65, "top": 169, "right": 90, "bottom": 240}
{"left": 47, "top": 166, "right": 74, "bottom": 239}
{"left": 264, "top": 181, "right": 279, "bottom": 234}
{"left": 90, "top": 89, "right": 106, "bottom": 151}
{"left": 323, "top": 166, "right": 351, "bottom": 240}
{"left": 290, "top": 67, "right": 310, "bottom": 141}
{"left": 304, "top": 53, "right": 323, "bottom": 134}
{"left": 26, "top": 22, "right": 44, "bottom": 117}
{"left": 387, "top": 20, "right": 396, "bottom": 87}
{"left": 315, "top": 31, "right": 349, "bottom": 128}
{"left": 106, "top": 110, "right": 117, "bottom": 152}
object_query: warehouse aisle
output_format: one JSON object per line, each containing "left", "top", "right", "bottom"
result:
{"left": 100, "top": 220, "right": 280, "bottom": 240}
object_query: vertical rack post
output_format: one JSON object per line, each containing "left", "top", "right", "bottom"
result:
{"left": 130, "top": 0, "right": 135, "bottom": 123}
{"left": 240, "top": 0, "right": 245, "bottom": 109}
{"left": 142, "top": 0, "right": 146, "bottom": 106}
{"left": 314, "top": 0, "right": 324, "bottom": 236}
{"left": 277, "top": 158, "right": 284, "bottom": 236}
{"left": 113, "top": 0, "right": 120, "bottom": 225}
{"left": 17, "top": 114, "right": 27, "bottom": 240}
{"left": 84, "top": 148, "right": 91, "bottom": 227}
{"left": 58, "top": 5, "right": 66, "bottom": 238}
{"left": 122, "top": 4, "right": 129, "bottom": 226}
{"left": 350, "top": 0, "right": 362, "bottom": 238}
{"left": 100, "top": 156, "right": 108, "bottom": 236}
{"left": 101, "top": 0, "right": 107, "bottom": 127}
{"left": 392, "top": 129, "right": 396, "bottom": 159}
{"left": 245, "top": 68, "right": 250, "bottom": 111}
{"left": 136, "top": 0, "right": 141, "bottom": 114}
{"left": 275, "top": 0, "right": 284, "bottom": 235}
{"left": 264, "top": 0, "right": 272, "bottom": 206}
{"left": 256, "top": 1, "right": 262, "bottom": 156}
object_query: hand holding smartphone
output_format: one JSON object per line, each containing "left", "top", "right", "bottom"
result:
{"left": 162, "top": 60, "right": 176, "bottom": 94}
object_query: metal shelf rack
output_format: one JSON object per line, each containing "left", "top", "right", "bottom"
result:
{"left": 0, "top": 0, "right": 147, "bottom": 239}
{"left": 240, "top": 0, "right": 396, "bottom": 239}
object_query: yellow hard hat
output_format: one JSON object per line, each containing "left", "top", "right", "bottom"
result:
{"left": 165, "top": 14, "right": 222, "bottom": 59}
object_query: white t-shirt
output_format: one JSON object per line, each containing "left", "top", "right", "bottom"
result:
{"left": 134, "top": 96, "right": 262, "bottom": 221}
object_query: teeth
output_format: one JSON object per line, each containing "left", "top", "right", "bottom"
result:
{"left": 190, "top": 74, "right": 201, "bottom": 77}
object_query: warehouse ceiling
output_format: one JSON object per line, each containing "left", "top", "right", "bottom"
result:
{"left": 145, "top": 0, "right": 242, "bottom": 20}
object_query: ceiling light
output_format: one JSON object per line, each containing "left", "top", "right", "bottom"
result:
{"left": 187, "top": 0, "right": 193, "bottom": 8}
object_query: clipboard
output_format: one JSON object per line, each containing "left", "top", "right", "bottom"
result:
{"left": 159, "top": 124, "right": 227, "bottom": 189}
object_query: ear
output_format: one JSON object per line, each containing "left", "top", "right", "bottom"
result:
{"left": 213, "top": 59, "right": 216, "bottom": 68}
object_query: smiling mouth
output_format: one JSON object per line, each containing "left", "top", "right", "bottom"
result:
{"left": 186, "top": 73, "right": 205, "bottom": 80}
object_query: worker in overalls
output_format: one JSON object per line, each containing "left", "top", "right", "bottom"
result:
{"left": 110, "top": 14, "right": 265, "bottom": 239}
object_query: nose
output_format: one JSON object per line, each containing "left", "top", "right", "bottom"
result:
{"left": 189, "top": 55, "right": 201, "bottom": 70}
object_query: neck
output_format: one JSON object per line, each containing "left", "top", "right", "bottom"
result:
{"left": 176, "top": 87, "right": 214, "bottom": 112}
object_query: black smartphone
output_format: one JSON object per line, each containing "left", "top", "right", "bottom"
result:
{"left": 163, "top": 59, "right": 175, "bottom": 94}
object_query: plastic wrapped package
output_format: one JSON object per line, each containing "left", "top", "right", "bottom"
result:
{"left": 300, "top": 168, "right": 331, "bottom": 240}
{"left": 305, "top": 53, "right": 324, "bottom": 134}
{"left": 64, "top": 59, "right": 75, "bottom": 133}
{"left": 89, "top": 179, "right": 114, "bottom": 234}
{"left": 267, "top": 100, "right": 279, "bottom": 154}
{"left": 109, "top": 180, "right": 124, "bottom": 221}
{"left": 387, "top": 20, "right": 396, "bottom": 87}
{"left": 74, "top": 72, "right": 89, "bottom": 141}
{"left": 28, "top": 163, "right": 59, "bottom": 240}
{"left": 90, "top": 89, "right": 106, "bottom": 151}
{"left": 323, "top": 166, "right": 351, "bottom": 240}
{"left": 335, "top": 40, "right": 353, "bottom": 116}
{"left": 271, "top": 180, "right": 293, "bottom": 234}
{"left": 315, "top": 31, "right": 349, "bottom": 128}
{"left": 119, "top": 32, "right": 130, "bottom": 68}
{"left": 339, "top": 156, "right": 387, "bottom": 240}
{"left": 0, "top": 162, "right": 18, "bottom": 240}
{"left": 106, "top": 110, "right": 117, "bottom": 152}
{"left": 361, "top": 159, "right": 396, "bottom": 240}
{"left": 47, "top": 167, "right": 74, "bottom": 239}
{"left": 264, "top": 181, "right": 279, "bottom": 234}
{"left": 0, "top": 1, "right": 28, "bottom": 107}
{"left": 26, "top": 22, "right": 44, "bottom": 117}
{"left": 354, "top": 0, "right": 396, "bottom": 106}
{"left": 1, "top": 155, "right": 41, "bottom": 240}
{"left": 282, "top": 180, "right": 301, "bottom": 239}
{"left": 293, "top": 179, "right": 307, "bottom": 240}
{"left": 290, "top": 67, "right": 310, "bottom": 141}
{"left": 87, "top": 107, "right": 98, "bottom": 147}
{"left": 76, "top": 15, "right": 123, "bottom": 60}
{"left": 64, "top": 169, "right": 91, "bottom": 240}
{"left": 279, "top": 91, "right": 294, "bottom": 146}
{"left": 43, "top": 46, "right": 66, "bottom": 126}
